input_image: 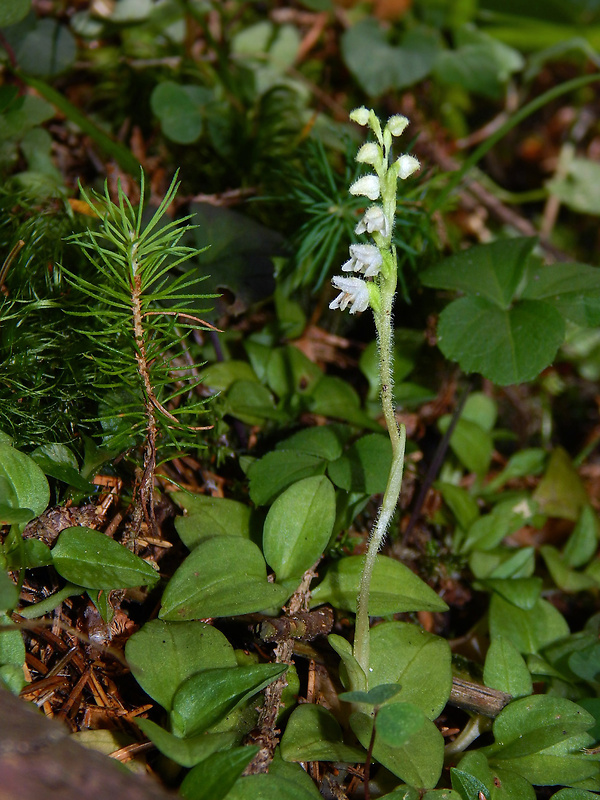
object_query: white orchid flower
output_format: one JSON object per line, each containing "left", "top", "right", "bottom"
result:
{"left": 342, "top": 244, "right": 382, "bottom": 277}
{"left": 329, "top": 275, "right": 370, "bottom": 314}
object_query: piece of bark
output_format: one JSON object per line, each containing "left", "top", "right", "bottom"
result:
{"left": 0, "top": 688, "right": 173, "bottom": 800}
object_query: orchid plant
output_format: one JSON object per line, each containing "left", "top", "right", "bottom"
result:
{"left": 329, "top": 107, "right": 420, "bottom": 680}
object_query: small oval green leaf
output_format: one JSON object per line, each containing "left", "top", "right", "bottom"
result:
{"left": 52, "top": 527, "right": 159, "bottom": 590}
{"left": 263, "top": 476, "right": 335, "bottom": 581}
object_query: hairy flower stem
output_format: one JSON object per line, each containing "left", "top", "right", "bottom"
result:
{"left": 353, "top": 267, "right": 406, "bottom": 680}
{"left": 331, "top": 107, "right": 419, "bottom": 681}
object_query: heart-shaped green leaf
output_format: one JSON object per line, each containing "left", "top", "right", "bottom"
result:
{"left": 422, "top": 238, "right": 536, "bottom": 308}
{"left": 437, "top": 296, "right": 564, "bottom": 386}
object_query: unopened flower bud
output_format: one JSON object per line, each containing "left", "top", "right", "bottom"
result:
{"left": 349, "top": 175, "right": 380, "bottom": 201}
{"left": 397, "top": 154, "right": 420, "bottom": 179}
{"left": 356, "top": 143, "right": 380, "bottom": 165}
{"left": 387, "top": 115, "right": 409, "bottom": 137}
{"left": 350, "top": 107, "right": 370, "bottom": 126}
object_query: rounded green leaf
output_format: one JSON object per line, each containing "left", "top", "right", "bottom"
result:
{"left": 310, "top": 555, "right": 448, "bottom": 615}
{"left": 160, "top": 537, "right": 288, "bottom": 620}
{"left": 125, "top": 619, "right": 236, "bottom": 711}
{"left": 226, "top": 773, "right": 321, "bottom": 800}
{"left": 351, "top": 711, "right": 444, "bottom": 788}
{"left": 328, "top": 434, "right": 393, "bottom": 494}
{"left": 489, "top": 594, "right": 569, "bottom": 655}
{"left": 421, "top": 238, "right": 536, "bottom": 307}
{"left": 171, "top": 663, "right": 287, "bottom": 737}
{"left": 376, "top": 702, "right": 426, "bottom": 748}
{"left": 150, "top": 81, "right": 206, "bottom": 144}
{"left": 340, "top": 684, "right": 402, "bottom": 707}
{"left": 263, "top": 476, "right": 335, "bottom": 582}
{"left": 172, "top": 492, "right": 254, "bottom": 550}
{"left": 437, "top": 296, "right": 565, "bottom": 385}
{"left": 51, "top": 527, "right": 159, "bottom": 590}
{"left": 0, "top": 0, "right": 30, "bottom": 26}
{"left": 489, "top": 695, "right": 595, "bottom": 759}
{"left": 180, "top": 747, "right": 258, "bottom": 800}
{"left": 0, "top": 443, "right": 49, "bottom": 518}
{"left": 280, "top": 704, "right": 366, "bottom": 763}
{"left": 248, "top": 451, "right": 327, "bottom": 506}
{"left": 368, "top": 622, "right": 452, "bottom": 719}
{"left": 13, "top": 19, "right": 76, "bottom": 76}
